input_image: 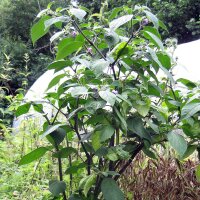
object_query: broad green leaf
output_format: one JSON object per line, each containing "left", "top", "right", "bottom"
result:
{"left": 157, "top": 52, "right": 172, "bottom": 70}
{"left": 99, "top": 125, "right": 115, "bottom": 142}
{"left": 32, "top": 103, "right": 44, "bottom": 113}
{"left": 50, "top": 31, "right": 65, "bottom": 43}
{"left": 85, "top": 100, "right": 106, "bottom": 114}
{"left": 143, "top": 31, "right": 164, "bottom": 51}
{"left": 148, "top": 47, "right": 174, "bottom": 84}
{"left": 16, "top": 103, "right": 31, "bottom": 117}
{"left": 91, "top": 131, "right": 101, "bottom": 151}
{"left": 56, "top": 41, "right": 83, "bottom": 60}
{"left": 181, "top": 145, "right": 197, "bottom": 159}
{"left": 40, "top": 124, "right": 65, "bottom": 139}
{"left": 99, "top": 90, "right": 116, "bottom": 106}
{"left": 127, "top": 116, "right": 151, "bottom": 140}
{"left": 181, "top": 102, "right": 200, "bottom": 120}
{"left": 57, "top": 38, "right": 74, "bottom": 51}
{"left": 133, "top": 98, "right": 151, "bottom": 117}
{"left": 47, "top": 127, "right": 67, "bottom": 145}
{"left": 167, "top": 130, "right": 187, "bottom": 156}
{"left": 109, "top": 15, "right": 133, "bottom": 30}
{"left": 177, "top": 78, "right": 197, "bottom": 89}
{"left": 91, "top": 59, "right": 110, "bottom": 77}
{"left": 159, "top": 20, "right": 168, "bottom": 32}
{"left": 107, "top": 148, "right": 118, "bottom": 161}
{"left": 195, "top": 165, "right": 200, "bottom": 182}
{"left": 68, "top": 107, "right": 84, "bottom": 120}
{"left": 143, "top": 147, "right": 157, "bottom": 159}
{"left": 114, "top": 106, "right": 127, "bottom": 131}
{"left": 70, "top": 8, "right": 86, "bottom": 20}
{"left": 47, "top": 74, "right": 66, "bottom": 90}
{"left": 66, "top": 163, "right": 86, "bottom": 175}
{"left": 101, "top": 178, "right": 124, "bottom": 200}
{"left": 19, "top": 147, "right": 50, "bottom": 166}
{"left": 109, "top": 7, "right": 123, "bottom": 21}
{"left": 53, "top": 147, "right": 77, "bottom": 158}
{"left": 44, "top": 16, "right": 69, "bottom": 29}
{"left": 83, "top": 174, "right": 96, "bottom": 196}
{"left": 144, "top": 10, "right": 159, "bottom": 29}
{"left": 49, "top": 180, "right": 66, "bottom": 196}
{"left": 111, "top": 42, "right": 132, "bottom": 58}
{"left": 70, "top": 86, "right": 88, "bottom": 97}
{"left": 31, "top": 16, "right": 51, "bottom": 45}
{"left": 48, "top": 60, "right": 73, "bottom": 71}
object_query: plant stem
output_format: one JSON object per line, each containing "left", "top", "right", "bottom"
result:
{"left": 74, "top": 98, "right": 91, "bottom": 175}
{"left": 55, "top": 144, "right": 67, "bottom": 200}
{"left": 66, "top": 137, "right": 73, "bottom": 195}
{"left": 72, "top": 19, "right": 107, "bottom": 61}
{"left": 114, "top": 143, "right": 144, "bottom": 181}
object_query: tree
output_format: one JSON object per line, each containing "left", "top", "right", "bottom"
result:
{"left": 17, "top": 2, "right": 200, "bottom": 199}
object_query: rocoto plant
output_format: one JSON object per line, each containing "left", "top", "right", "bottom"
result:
{"left": 17, "top": 2, "right": 200, "bottom": 199}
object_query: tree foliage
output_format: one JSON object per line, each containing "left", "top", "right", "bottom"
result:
{"left": 17, "top": 2, "right": 200, "bottom": 199}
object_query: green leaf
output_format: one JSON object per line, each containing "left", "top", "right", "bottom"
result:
{"left": 127, "top": 116, "right": 151, "bottom": 140}
{"left": 143, "top": 147, "right": 157, "bottom": 159}
{"left": 181, "top": 102, "right": 200, "bottom": 120}
{"left": 91, "top": 131, "right": 101, "bottom": 151}
{"left": 83, "top": 174, "right": 96, "bottom": 197}
{"left": 109, "top": 15, "right": 133, "bottom": 30}
{"left": 47, "top": 74, "right": 66, "bottom": 90}
{"left": 53, "top": 147, "right": 77, "bottom": 158}
{"left": 91, "top": 59, "right": 110, "bottom": 77}
{"left": 99, "top": 125, "right": 115, "bottom": 142}
{"left": 99, "top": 90, "right": 116, "bottom": 106}
{"left": 49, "top": 180, "right": 66, "bottom": 196}
{"left": 144, "top": 10, "right": 159, "bottom": 29}
{"left": 195, "top": 165, "right": 200, "bottom": 182}
{"left": 181, "top": 145, "right": 197, "bottom": 159}
{"left": 56, "top": 41, "right": 83, "bottom": 60}
{"left": 32, "top": 103, "right": 44, "bottom": 114}
{"left": 48, "top": 127, "right": 67, "bottom": 145}
{"left": 167, "top": 130, "right": 187, "bottom": 156}
{"left": 159, "top": 20, "right": 168, "bottom": 32}
{"left": 143, "top": 31, "right": 164, "bottom": 50}
{"left": 19, "top": 147, "right": 50, "bottom": 166}
{"left": 109, "top": 7, "right": 123, "bottom": 21}
{"left": 31, "top": 16, "right": 51, "bottom": 45}
{"left": 85, "top": 100, "right": 106, "bottom": 114}
{"left": 107, "top": 148, "right": 118, "bottom": 161}
{"left": 148, "top": 47, "right": 174, "bottom": 84}
{"left": 114, "top": 107, "right": 127, "bottom": 131}
{"left": 40, "top": 124, "right": 65, "bottom": 139}
{"left": 70, "top": 8, "right": 87, "bottom": 21}
{"left": 44, "top": 16, "right": 69, "bottom": 29}
{"left": 177, "top": 78, "right": 197, "bottom": 89}
{"left": 50, "top": 31, "right": 65, "bottom": 43}
{"left": 101, "top": 178, "right": 124, "bottom": 200}
{"left": 48, "top": 60, "right": 73, "bottom": 71}
{"left": 16, "top": 103, "right": 31, "bottom": 117}
{"left": 133, "top": 98, "right": 151, "bottom": 117}
{"left": 70, "top": 86, "right": 88, "bottom": 97}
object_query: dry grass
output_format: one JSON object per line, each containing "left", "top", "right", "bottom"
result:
{"left": 120, "top": 153, "right": 200, "bottom": 200}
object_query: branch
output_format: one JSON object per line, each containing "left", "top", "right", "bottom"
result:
{"left": 72, "top": 19, "right": 107, "bottom": 61}
{"left": 114, "top": 143, "right": 144, "bottom": 181}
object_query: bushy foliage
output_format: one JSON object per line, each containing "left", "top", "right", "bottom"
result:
{"left": 16, "top": 2, "right": 200, "bottom": 199}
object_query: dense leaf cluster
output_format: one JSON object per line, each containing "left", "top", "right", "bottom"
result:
{"left": 16, "top": 3, "right": 200, "bottom": 199}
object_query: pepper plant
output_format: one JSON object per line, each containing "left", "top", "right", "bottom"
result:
{"left": 17, "top": 2, "right": 200, "bottom": 200}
